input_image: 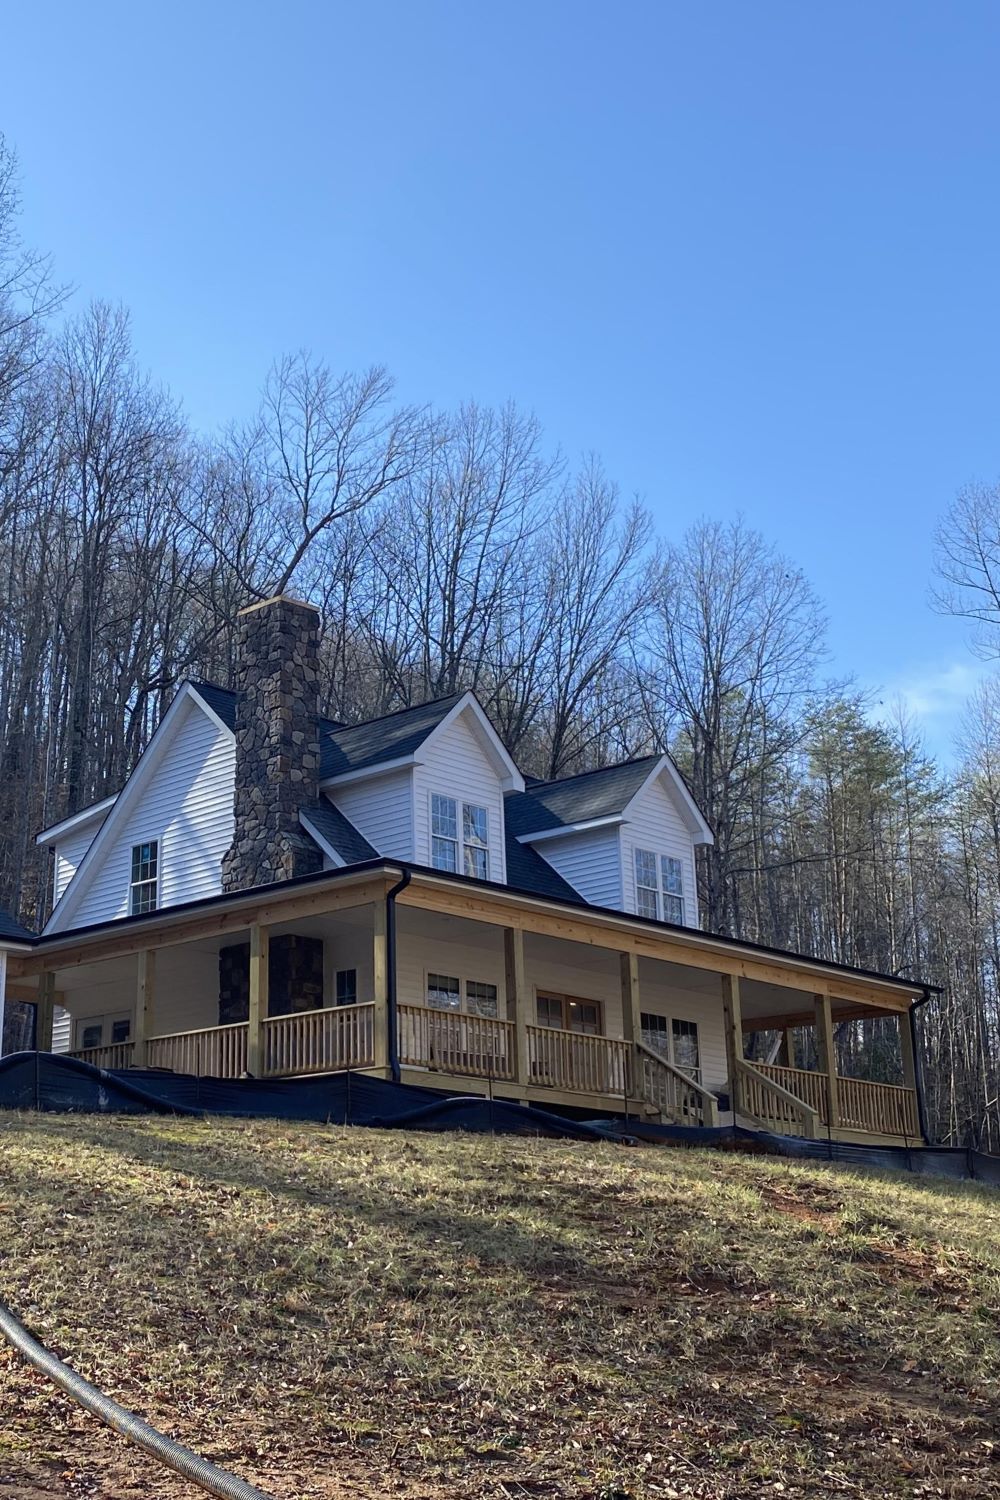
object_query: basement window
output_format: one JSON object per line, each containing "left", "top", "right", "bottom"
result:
{"left": 129, "top": 840, "right": 159, "bottom": 915}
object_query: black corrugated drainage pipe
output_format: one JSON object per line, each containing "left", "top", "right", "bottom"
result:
{"left": 910, "top": 987, "right": 935, "bottom": 1146}
{"left": 385, "top": 868, "right": 412, "bottom": 1085}
{"left": 0, "top": 1298, "right": 275, "bottom": 1500}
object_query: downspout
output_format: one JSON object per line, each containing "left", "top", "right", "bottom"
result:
{"left": 385, "top": 870, "right": 411, "bottom": 1085}
{"left": 909, "top": 987, "right": 934, "bottom": 1146}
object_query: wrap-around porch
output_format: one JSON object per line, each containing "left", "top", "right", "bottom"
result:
{"left": 6, "top": 868, "right": 926, "bottom": 1144}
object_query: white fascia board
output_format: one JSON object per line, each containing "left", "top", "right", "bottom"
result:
{"left": 298, "top": 810, "right": 346, "bottom": 868}
{"left": 516, "top": 815, "right": 625, "bottom": 846}
{"left": 625, "top": 755, "right": 714, "bottom": 845}
{"left": 36, "top": 795, "right": 118, "bottom": 848}
{"left": 43, "top": 683, "right": 211, "bottom": 935}
{"left": 320, "top": 753, "right": 417, "bottom": 789}
{"left": 420, "top": 692, "right": 526, "bottom": 793}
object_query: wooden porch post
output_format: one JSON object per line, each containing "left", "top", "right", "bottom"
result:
{"left": 721, "top": 973, "right": 743, "bottom": 1114}
{"left": 248, "top": 924, "right": 269, "bottom": 1076}
{"left": 898, "top": 1008, "right": 918, "bottom": 1092}
{"left": 372, "top": 900, "right": 389, "bottom": 1072}
{"left": 37, "top": 972, "right": 55, "bottom": 1053}
{"left": 619, "top": 953, "right": 642, "bottom": 1044}
{"left": 504, "top": 927, "right": 529, "bottom": 1086}
{"left": 813, "top": 993, "right": 839, "bottom": 1129}
{"left": 133, "top": 950, "right": 155, "bottom": 1069}
{"left": 776, "top": 1028, "right": 792, "bottom": 1067}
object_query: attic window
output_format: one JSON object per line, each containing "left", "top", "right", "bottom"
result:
{"left": 634, "top": 849, "right": 685, "bottom": 924}
{"left": 129, "top": 840, "right": 159, "bottom": 915}
{"left": 431, "top": 794, "right": 490, "bottom": 880}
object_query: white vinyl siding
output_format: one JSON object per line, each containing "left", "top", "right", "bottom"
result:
{"left": 620, "top": 775, "right": 700, "bottom": 928}
{"left": 53, "top": 822, "right": 105, "bottom": 906}
{"left": 533, "top": 825, "right": 623, "bottom": 909}
{"left": 51, "top": 1006, "right": 71, "bottom": 1054}
{"left": 414, "top": 711, "right": 507, "bottom": 882}
{"left": 63, "top": 698, "right": 236, "bottom": 929}
{"left": 331, "top": 770, "right": 415, "bottom": 862}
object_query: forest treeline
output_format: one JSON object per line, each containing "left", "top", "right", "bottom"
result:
{"left": 2, "top": 138, "right": 1000, "bottom": 1146}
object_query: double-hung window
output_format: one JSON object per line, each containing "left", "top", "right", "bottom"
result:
{"left": 426, "top": 973, "right": 498, "bottom": 1017}
{"left": 335, "top": 969, "right": 358, "bottom": 1006}
{"left": 633, "top": 849, "right": 685, "bottom": 924}
{"left": 431, "top": 794, "right": 490, "bottom": 879}
{"left": 640, "top": 1012, "right": 701, "bottom": 1080}
{"left": 76, "top": 1014, "right": 132, "bottom": 1052}
{"left": 634, "top": 849, "right": 659, "bottom": 919}
{"left": 129, "top": 841, "right": 159, "bottom": 915}
{"left": 662, "top": 857, "right": 685, "bottom": 924}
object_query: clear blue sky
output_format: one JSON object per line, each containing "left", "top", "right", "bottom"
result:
{"left": 6, "top": 1, "right": 1000, "bottom": 760}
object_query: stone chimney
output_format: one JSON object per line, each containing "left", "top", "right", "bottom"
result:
{"left": 221, "top": 595, "right": 323, "bottom": 892}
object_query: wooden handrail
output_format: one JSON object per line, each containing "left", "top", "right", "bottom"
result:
{"left": 67, "top": 1040, "right": 135, "bottom": 1072}
{"left": 146, "top": 1022, "right": 248, "bottom": 1080}
{"left": 635, "top": 1041, "right": 720, "bottom": 1126}
{"left": 397, "top": 1003, "right": 516, "bottom": 1081}
{"left": 262, "top": 1003, "right": 375, "bottom": 1076}
{"left": 735, "top": 1058, "right": 821, "bottom": 1138}
{"left": 526, "top": 1024, "right": 632, "bottom": 1096}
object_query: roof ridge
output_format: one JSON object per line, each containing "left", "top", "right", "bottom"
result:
{"left": 518, "top": 752, "right": 662, "bottom": 796}
{"left": 324, "top": 690, "right": 468, "bottom": 737}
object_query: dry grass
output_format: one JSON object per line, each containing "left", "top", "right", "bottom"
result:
{"left": 0, "top": 1114, "right": 999, "bottom": 1498}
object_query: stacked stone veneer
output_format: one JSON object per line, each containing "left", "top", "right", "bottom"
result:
{"left": 220, "top": 595, "right": 323, "bottom": 892}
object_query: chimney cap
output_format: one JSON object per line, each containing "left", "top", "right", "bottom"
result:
{"left": 237, "top": 594, "right": 319, "bottom": 619}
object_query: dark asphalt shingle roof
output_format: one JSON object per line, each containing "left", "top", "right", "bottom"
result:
{"left": 503, "top": 833, "right": 585, "bottom": 904}
{"left": 320, "top": 694, "right": 465, "bottom": 779}
{"left": 503, "top": 756, "right": 662, "bottom": 838}
{"left": 0, "top": 906, "right": 36, "bottom": 942}
{"left": 188, "top": 680, "right": 239, "bottom": 731}
{"left": 188, "top": 682, "right": 463, "bottom": 782}
{"left": 300, "top": 801, "right": 378, "bottom": 865}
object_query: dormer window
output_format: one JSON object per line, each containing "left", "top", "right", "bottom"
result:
{"left": 129, "top": 841, "right": 159, "bottom": 915}
{"left": 634, "top": 849, "right": 685, "bottom": 924}
{"left": 431, "top": 794, "right": 489, "bottom": 879}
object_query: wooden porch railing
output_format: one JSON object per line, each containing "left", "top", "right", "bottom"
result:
{"left": 748, "top": 1061, "right": 919, "bottom": 1139}
{"left": 735, "top": 1059, "right": 821, "bottom": 1138}
{"left": 397, "top": 1003, "right": 516, "bottom": 1081}
{"left": 527, "top": 1024, "right": 632, "bottom": 1096}
{"left": 751, "top": 1062, "right": 828, "bottom": 1120}
{"left": 837, "top": 1074, "right": 920, "bottom": 1138}
{"left": 67, "top": 1040, "right": 136, "bottom": 1071}
{"left": 263, "top": 1003, "right": 375, "bottom": 1076}
{"left": 636, "top": 1042, "right": 719, "bottom": 1126}
{"left": 146, "top": 1022, "right": 248, "bottom": 1079}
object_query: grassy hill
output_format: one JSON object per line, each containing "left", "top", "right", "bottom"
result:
{"left": 0, "top": 1117, "right": 998, "bottom": 1499}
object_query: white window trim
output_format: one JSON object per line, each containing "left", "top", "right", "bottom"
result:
{"left": 422, "top": 967, "right": 502, "bottom": 1017}
{"left": 127, "top": 836, "right": 161, "bottom": 917}
{"left": 633, "top": 847, "right": 686, "bottom": 925}
{"left": 74, "top": 1011, "right": 133, "bottom": 1051}
{"left": 429, "top": 791, "right": 491, "bottom": 881}
{"left": 639, "top": 1009, "right": 701, "bottom": 1082}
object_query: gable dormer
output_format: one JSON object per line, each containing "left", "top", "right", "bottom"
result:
{"left": 506, "top": 755, "right": 713, "bottom": 925}
{"left": 319, "top": 692, "right": 524, "bottom": 881}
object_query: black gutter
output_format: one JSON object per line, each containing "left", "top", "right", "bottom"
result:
{"left": 385, "top": 870, "right": 411, "bottom": 1085}
{"left": 27, "top": 854, "right": 939, "bottom": 998}
{"left": 909, "top": 987, "right": 936, "bottom": 1145}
